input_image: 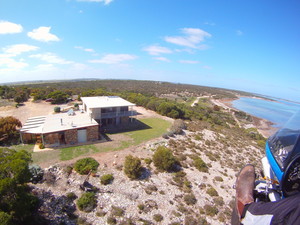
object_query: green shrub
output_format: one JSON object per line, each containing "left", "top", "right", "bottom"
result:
{"left": 96, "top": 210, "right": 107, "bottom": 217}
{"left": 214, "top": 176, "right": 223, "bottom": 182}
{"left": 124, "top": 155, "right": 142, "bottom": 179}
{"left": 206, "top": 187, "right": 218, "bottom": 197}
{"left": 0, "top": 211, "right": 12, "bottom": 225}
{"left": 77, "top": 217, "right": 92, "bottom": 225}
{"left": 107, "top": 216, "right": 117, "bottom": 225}
{"left": 39, "top": 143, "right": 45, "bottom": 149}
{"left": 193, "top": 157, "right": 208, "bottom": 173}
{"left": 111, "top": 206, "right": 124, "bottom": 217}
{"left": 137, "top": 204, "right": 145, "bottom": 211}
{"left": 144, "top": 158, "right": 152, "bottom": 165}
{"left": 152, "top": 146, "right": 179, "bottom": 172}
{"left": 183, "top": 193, "right": 197, "bottom": 205}
{"left": 74, "top": 157, "right": 99, "bottom": 175}
{"left": 54, "top": 106, "right": 61, "bottom": 113}
{"left": 76, "top": 192, "right": 97, "bottom": 212}
{"left": 66, "top": 192, "right": 77, "bottom": 201}
{"left": 100, "top": 174, "right": 114, "bottom": 185}
{"left": 153, "top": 213, "right": 163, "bottom": 222}
{"left": 204, "top": 204, "right": 219, "bottom": 216}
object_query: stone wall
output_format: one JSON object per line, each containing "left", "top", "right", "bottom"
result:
{"left": 87, "top": 125, "right": 99, "bottom": 141}
{"left": 44, "top": 133, "right": 59, "bottom": 147}
{"left": 65, "top": 129, "right": 78, "bottom": 145}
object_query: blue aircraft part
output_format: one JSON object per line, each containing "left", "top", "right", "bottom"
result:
{"left": 266, "top": 142, "right": 284, "bottom": 183}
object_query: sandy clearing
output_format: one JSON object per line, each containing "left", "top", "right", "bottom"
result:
{"left": 0, "top": 99, "right": 72, "bottom": 124}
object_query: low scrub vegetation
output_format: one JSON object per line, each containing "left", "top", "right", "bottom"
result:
{"left": 76, "top": 192, "right": 97, "bottom": 212}
{"left": 74, "top": 157, "right": 99, "bottom": 175}
{"left": 153, "top": 146, "right": 179, "bottom": 172}
{"left": 100, "top": 174, "right": 114, "bottom": 185}
{"left": 124, "top": 155, "right": 142, "bottom": 179}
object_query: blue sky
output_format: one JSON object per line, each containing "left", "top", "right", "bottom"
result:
{"left": 0, "top": 0, "right": 299, "bottom": 101}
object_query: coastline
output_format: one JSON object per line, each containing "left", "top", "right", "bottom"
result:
{"left": 212, "top": 96, "right": 278, "bottom": 138}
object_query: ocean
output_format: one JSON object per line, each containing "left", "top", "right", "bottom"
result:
{"left": 232, "top": 97, "right": 300, "bottom": 127}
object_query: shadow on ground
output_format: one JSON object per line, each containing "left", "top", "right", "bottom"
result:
{"left": 103, "top": 119, "right": 152, "bottom": 135}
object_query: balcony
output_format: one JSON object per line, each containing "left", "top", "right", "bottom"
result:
{"left": 97, "top": 110, "right": 137, "bottom": 119}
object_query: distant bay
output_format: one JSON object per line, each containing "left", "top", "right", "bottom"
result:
{"left": 232, "top": 97, "right": 300, "bottom": 127}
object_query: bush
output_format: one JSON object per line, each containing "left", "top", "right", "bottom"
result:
{"left": 124, "top": 155, "right": 142, "bottom": 179}
{"left": 66, "top": 192, "right": 77, "bottom": 201}
{"left": 39, "top": 143, "right": 45, "bottom": 149}
{"left": 193, "top": 157, "right": 208, "bottom": 173}
{"left": 77, "top": 192, "right": 97, "bottom": 212}
{"left": 170, "top": 119, "right": 186, "bottom": 134}
{"left": 153, "top": 214, "right": 163, "bottom": 222}
{"left": 204, "top": 204, "right": 219, "bottom": 216}
{"left": 0, "top": 211, "right": 12, "bottom": 225}
{"left": 152, "top": 146, "right": 179, "bottom": 172}
{"left": 183, "top": 193, "right": 197, "bottom": 205}
{"left": 111, "top": 206, "right": 124, "bottom": 217}
{"left": 54, "top": 106, "right": 61, "bottom": 113}
{"left": 207, "top": 187, "right": 218, "bottom": 197}
{"left": 74, "top": 157, "right": 99, "bottom": 175}
{"left": 100, "top": 174, "right": 114, "bottom": 185}
{"left": 107, "top": 216, "right": 117, "bottom": 225}
{"left": 144, "top": 158, "right": 152, "bottom": 165}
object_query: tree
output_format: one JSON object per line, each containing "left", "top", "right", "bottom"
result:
{"left": 47, "top": 90, "right": 68, "bottom": 104}
{"left": 0, "top": 148, "right": 38, "bottom": 224}
{"left": 124, "top": 155, "right": 142, "bottom": 179}
{"left": 152, "top": 146, "right": 179, "bottom": 172}
{"left": 0, "top": 116, "right": 22, "bottom": 145}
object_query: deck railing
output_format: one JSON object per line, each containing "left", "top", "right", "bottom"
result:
{"left": 96, "top": 110, "right": 137, "bottom": 119}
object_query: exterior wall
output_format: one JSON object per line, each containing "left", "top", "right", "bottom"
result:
{"left": 44, "top": 133, "right": 59, "bottom": 147}
{"left": 65, "top": 129, "right": 78, "bottom": 145}
{"left": 21, "top": 133, "right": 37, "bottom": 144}
{"left": 87, "top": 125, "right": 99, "bottom": 141}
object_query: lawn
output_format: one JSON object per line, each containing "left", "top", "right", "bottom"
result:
{"left": 59, "top": 117, "right": 171, "bottom": 161}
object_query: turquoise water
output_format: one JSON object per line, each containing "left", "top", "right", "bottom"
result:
{"left": 232, "top": 97, "right": 300, "bottom": 127}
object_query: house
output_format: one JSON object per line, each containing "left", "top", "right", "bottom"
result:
{"left": 81, "top": 96, "right": 136, "bottom": 127}
{"left": 20, "top": 113, "right": 99, "bottom": 147}
{"left": 20, "top": 96, "right": 136, "bottom": 147}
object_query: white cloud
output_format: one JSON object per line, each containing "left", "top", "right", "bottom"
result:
{"left": 75, "top": 46, "right": 95, "bottom": 53}
{"left": 179, "top": 60, "right": 200, "bottom": 64}
{"left": 89, "top": 54, "right": 137, "bottom": 64}
{"left": 30, "top": 53, "right": 73, "bottom": 64}
{"left": 236, "top": 30, "right": 243, "bottom": 36}
{"left": 34, "top": 64, "right": 55, "bottom": 70}
{"left": 143, "top": 45, "right": 172, "bottom": 56}
{"left": 3, "top": 44, "right": 39, "bottom": 56}
{"left": 165, "top": 28, "right": 211, "bottom": 49}
{"left": 77, "top": 0, "right": 113, "bottom": 5}
{"left": 154, "top": 57, "right": 170, "bottom": 62}
{"left": 0, "top": 57, "right": 28, "bottom": 70}
{"left": 0, "top": 21, "right": 23, "bottom": 34}
{"left": 27, "top": 27, "right": 60, "bottom": 42}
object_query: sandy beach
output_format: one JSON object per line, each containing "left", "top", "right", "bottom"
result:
{"left": 211, "top": 97, "right": 278, "bottom": 138}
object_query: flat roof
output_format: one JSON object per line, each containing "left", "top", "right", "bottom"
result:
{"left": 81, "top": 96, "right": 135, "bottom": 109}
{"left": 20, "top": 112, "right": 98, "bottom": 134}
